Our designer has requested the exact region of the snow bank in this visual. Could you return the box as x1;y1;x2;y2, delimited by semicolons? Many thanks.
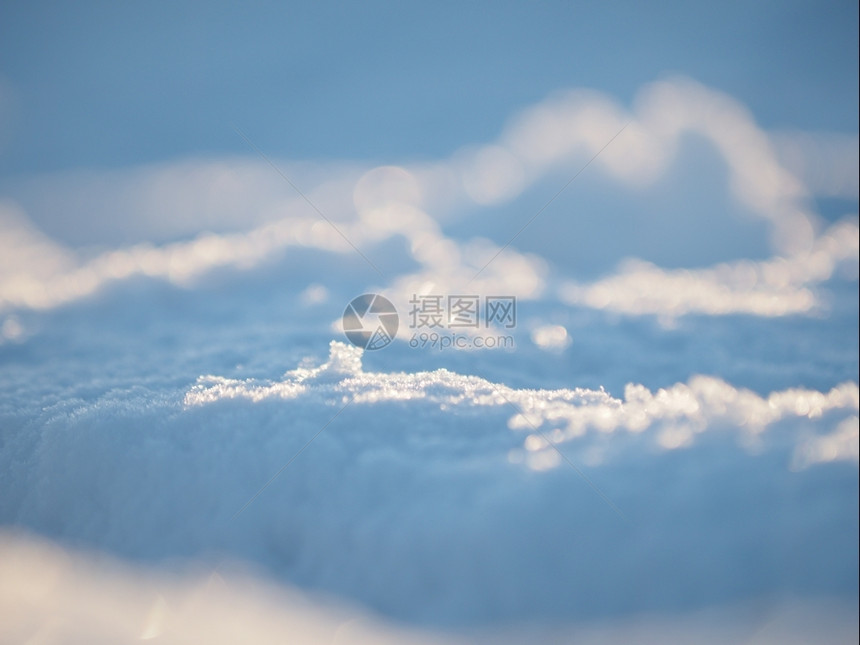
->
2;532;857;645
1;75;857;641
2;341;857;627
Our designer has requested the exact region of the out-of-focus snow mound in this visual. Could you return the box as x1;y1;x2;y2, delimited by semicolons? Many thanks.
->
2;532;858;645
0;531;452;645
2;341;857;626
2;77;858;320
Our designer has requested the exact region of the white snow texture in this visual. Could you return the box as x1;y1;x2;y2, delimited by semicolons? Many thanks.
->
1;76;858;643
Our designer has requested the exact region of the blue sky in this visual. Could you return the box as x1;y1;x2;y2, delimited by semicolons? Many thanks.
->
1;0;857;174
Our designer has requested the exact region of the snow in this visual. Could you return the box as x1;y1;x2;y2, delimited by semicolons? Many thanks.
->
2;339;857;632
1;75;858;642
530;324;571;351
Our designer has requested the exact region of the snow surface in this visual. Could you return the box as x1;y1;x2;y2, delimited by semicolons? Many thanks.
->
1;76;858;642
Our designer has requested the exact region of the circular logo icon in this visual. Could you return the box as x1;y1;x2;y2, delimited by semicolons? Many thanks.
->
342;293;399;350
